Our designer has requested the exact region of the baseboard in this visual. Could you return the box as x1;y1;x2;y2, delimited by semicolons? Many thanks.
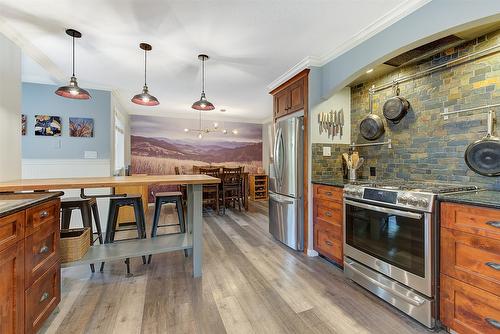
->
307;249;319;257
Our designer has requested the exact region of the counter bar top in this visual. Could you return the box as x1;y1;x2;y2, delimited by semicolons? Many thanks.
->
0;174;220;192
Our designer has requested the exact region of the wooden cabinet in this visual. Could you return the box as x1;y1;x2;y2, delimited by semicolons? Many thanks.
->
249;174;268;201
0;198;61;334
0;242;25;334
440;202;500;334
270;70;308;120
313;184;343;265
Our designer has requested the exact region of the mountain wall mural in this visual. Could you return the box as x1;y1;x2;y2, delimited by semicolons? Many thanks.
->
130;115;263;176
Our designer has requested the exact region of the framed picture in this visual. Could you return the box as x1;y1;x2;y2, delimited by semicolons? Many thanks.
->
34;115;62;136
21;114;26;135
69;117;94;137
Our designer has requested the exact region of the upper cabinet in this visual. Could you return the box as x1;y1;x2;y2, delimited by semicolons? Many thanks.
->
270;69;309;120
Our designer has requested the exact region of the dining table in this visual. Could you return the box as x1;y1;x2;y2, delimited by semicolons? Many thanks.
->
0;174;220;277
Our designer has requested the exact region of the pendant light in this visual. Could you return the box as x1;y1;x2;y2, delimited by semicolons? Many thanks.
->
55;29;91;99
192;54;215;111
131;43;159;106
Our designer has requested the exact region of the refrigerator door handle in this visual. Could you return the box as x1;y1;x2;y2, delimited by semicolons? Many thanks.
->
277;127;285;186
269;193;293;205
274;127;282;188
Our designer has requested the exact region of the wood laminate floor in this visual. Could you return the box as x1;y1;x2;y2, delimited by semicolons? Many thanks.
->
41;201;431;334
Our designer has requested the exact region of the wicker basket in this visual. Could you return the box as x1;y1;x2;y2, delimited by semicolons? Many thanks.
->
60;228;91;263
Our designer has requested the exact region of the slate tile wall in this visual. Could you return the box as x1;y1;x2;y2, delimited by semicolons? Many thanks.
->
312;29;500;190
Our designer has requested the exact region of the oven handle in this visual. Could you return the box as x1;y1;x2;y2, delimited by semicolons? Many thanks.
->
344;200;423;220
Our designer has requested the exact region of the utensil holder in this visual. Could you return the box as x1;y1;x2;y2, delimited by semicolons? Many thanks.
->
348;168;357;181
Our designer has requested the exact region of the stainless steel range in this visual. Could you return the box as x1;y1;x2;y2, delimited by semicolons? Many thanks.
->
343;180;478;328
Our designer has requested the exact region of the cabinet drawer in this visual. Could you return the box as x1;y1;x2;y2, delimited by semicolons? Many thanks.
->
441;274;500;334
314;199;342;225
441;228;500;296
313;184;343;202
26;199;60;236
24;220;59;288
0;211;25;253
441;202;500;239
314;221;342;264
25;261;60;334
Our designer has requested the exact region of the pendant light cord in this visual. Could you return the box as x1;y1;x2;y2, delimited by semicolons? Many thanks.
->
201;57;205;94
72;35;75;77
144;49;147;86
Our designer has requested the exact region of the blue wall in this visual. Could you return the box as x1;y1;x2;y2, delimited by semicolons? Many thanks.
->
22;82;111;159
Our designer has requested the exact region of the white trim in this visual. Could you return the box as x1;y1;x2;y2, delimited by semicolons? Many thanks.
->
267;56;321;92
267;0;431;91
307;249;319;257
22;158;110;166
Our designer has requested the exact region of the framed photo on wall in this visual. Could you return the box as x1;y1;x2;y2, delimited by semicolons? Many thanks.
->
69;117;94;137
34;115;62;136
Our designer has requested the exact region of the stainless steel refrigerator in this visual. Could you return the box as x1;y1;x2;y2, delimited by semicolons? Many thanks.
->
269;112;304;250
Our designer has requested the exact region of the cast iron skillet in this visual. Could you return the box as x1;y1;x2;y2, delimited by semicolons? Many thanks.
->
464;110;500;176
383;86;410;124
360;90;385;141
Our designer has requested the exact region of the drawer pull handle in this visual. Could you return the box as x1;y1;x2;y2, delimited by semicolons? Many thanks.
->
40;210;49;218
486;221;500;228
325;240;333;246
39;245;49;254
485;262;500;271
325;211;332;217
325;191;333;196
486;318;500;329
40;292;49;303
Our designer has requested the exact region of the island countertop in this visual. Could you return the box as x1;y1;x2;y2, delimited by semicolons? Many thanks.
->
0;174;220;192
0;191;63;218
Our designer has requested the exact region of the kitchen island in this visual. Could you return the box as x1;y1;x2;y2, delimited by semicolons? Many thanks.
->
0;174;220;277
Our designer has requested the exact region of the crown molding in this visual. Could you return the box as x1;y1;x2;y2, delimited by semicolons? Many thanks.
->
267;56;320;91
267;0;431;92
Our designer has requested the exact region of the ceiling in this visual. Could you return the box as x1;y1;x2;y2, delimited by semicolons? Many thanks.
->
0;0;423;122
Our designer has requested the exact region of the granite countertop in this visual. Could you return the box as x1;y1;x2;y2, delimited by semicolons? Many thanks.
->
438;190;500;210
311;177;373;188
0;191;64;218
311;177;347;187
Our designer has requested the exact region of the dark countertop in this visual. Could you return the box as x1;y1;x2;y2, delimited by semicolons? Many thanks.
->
0;191;64;218
311;177;373;188
311;177;347;187
438;190;500;210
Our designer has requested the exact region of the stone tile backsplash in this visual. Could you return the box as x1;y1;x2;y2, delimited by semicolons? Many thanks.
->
312;29;500;190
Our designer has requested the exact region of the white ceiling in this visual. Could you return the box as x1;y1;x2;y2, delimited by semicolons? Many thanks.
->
0;0;423;122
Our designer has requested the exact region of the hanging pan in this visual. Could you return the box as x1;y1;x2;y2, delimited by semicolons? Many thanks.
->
383;83;410;124
464;110;500;176
360;88;385;141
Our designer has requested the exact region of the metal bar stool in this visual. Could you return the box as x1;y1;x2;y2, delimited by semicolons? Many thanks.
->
147;191;186;264
102;194;147;276
61;197;103;273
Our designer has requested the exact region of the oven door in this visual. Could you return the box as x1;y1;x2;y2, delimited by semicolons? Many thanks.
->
343;199;432;297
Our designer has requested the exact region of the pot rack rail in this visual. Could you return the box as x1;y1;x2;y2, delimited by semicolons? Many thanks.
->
440;103;500;119
350;139;392;149
369;44;500;93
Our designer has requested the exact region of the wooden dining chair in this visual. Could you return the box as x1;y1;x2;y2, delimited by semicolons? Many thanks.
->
198;167;221;214
221;167;244;213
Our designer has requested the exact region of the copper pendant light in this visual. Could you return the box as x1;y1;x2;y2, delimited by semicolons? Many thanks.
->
131;43;159;106
192;54;215;111
55;29;91;100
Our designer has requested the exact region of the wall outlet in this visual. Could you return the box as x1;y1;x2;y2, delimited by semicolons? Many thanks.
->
322;146;331;157
84;151;98;159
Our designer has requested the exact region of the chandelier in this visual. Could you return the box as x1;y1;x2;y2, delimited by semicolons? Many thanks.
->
184;111;238;139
